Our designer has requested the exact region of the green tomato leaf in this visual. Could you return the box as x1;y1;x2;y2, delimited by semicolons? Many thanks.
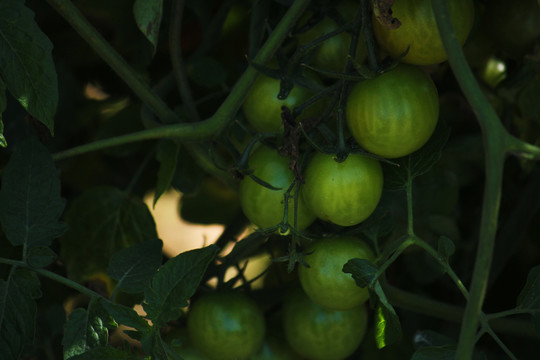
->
437;236;455;265
0;268;41;360
66;346;136;360
59;186;157;284
171;146;204;196
517;265;540;310
0;137;67;250
143;245;219;327
373;281;402;349
107;239;163;295
100;301;150;333
343;258;378;288
133;0;163;55
0;0;58;134
383;120;450;190
140;328;168;360
27;246;57;268
154;140;179;206
62;298;112;360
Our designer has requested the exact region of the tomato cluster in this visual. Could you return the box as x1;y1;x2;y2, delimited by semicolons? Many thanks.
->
176;0;477;358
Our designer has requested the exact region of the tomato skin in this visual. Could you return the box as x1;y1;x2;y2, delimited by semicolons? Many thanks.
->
373;0;475;65
283;289;368;360
239;146;316;232
302;152;383;227
242;73;318;133
187;292;265;360
296;0;367;73
299;236;375;310
346;64;439;159
251;336;301;360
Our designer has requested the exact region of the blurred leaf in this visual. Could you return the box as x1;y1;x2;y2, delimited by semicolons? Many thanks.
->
133;0;163;55
107;239;163;294
0;0;58;134
171;146;204;196
411;346;456;360
180;177;240;225
27;246;57;268
154;140;179;206
437;236;455;264
140;329;168;360
0;269;41;360
186;56;227;88
100;301;150;332
143;245;219;327
59;186;157;283
343;258;377;288
517;265;540;309
373;282;402;349
67;346;136;360
62;298;111;360
0;137;67;249
383;121;450;190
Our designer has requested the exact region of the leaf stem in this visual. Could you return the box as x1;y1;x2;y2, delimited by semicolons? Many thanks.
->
52;0;313;160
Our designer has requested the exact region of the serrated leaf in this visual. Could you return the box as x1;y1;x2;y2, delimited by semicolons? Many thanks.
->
101;301;150;333
143;245;219;327
383;121;450;190
133;0;163;55
373;281;402;349
27;246;57;268
107;239;162;294
140;329;168;360
0;137;67;249
517;266;540;310
0;0;58;134
437;236;455;264
0;269;41;360
62;299;111;360
59;186;157;283
67;346;137;360
154;140;179;206
343;258;378;288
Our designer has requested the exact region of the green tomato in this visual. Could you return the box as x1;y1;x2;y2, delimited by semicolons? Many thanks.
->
302;152;383;227
242;73;319;133
296;0;367;73
250;336;301;360
299;236;375;310
373;0;475;65
165;327;210;360
346;64;439;158
240;146;316;232
283;289;368;360
187;292;265;360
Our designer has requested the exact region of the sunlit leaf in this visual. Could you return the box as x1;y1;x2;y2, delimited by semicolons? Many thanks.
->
133;0;163;55
373;282;402;349
0;137;67;250
0;0;58;134
0;269;41;360
143;245;219;327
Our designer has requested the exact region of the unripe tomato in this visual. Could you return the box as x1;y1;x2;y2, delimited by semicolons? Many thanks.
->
296;0;367;73
346;64;439;158
283;289;368;360
251;336;301;360
242;73;319;133
187;292;265;360
239;146;316;232
299;236;375;310
302;152;383;227
373;0;475;65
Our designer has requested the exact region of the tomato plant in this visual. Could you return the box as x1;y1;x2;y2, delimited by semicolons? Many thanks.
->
346;63;439;158
299;236;375;310
373;0;475;65
296;0;367;73
240;145;316;232
283;289;368;360
302;152;383;226
187;292;266;360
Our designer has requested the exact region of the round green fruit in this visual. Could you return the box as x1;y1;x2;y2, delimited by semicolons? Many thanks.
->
283;289;368;360
240;146;316;232
302;152;383;227
373;0;475;65
299;236;375;310
346;64;439;158
187;292;265;360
